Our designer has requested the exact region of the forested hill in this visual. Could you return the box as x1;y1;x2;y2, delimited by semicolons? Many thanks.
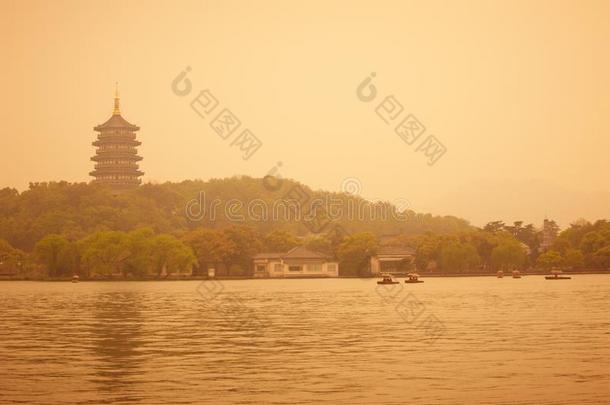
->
0;176;473;251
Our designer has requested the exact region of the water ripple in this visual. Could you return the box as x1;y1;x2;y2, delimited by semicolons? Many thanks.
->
1;276;609;404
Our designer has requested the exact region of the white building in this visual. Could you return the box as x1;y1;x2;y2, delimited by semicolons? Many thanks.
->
252;246;339;278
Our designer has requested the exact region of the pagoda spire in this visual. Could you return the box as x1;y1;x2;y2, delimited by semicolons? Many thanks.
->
113;82;120;115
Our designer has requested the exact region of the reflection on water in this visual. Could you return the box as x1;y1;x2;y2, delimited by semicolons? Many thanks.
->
90;292;145;402
1;276;610;404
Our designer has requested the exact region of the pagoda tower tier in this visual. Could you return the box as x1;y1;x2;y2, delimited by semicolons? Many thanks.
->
90;85;144;189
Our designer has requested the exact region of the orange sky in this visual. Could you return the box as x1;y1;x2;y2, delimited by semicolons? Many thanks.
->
1;0;609;226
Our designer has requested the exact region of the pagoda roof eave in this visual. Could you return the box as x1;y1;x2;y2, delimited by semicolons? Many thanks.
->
94;114;140;131
90;170;144;176
92;139;141;147
91;155;143;162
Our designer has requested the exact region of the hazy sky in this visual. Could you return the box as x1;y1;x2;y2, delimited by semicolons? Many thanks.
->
1;0;609;226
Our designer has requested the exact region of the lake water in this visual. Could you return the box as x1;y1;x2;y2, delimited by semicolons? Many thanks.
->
1;276;609;404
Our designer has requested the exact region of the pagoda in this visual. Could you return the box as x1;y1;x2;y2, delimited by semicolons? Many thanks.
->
90;84;144;188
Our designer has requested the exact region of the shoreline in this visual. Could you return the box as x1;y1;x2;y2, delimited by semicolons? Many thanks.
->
2;269;609;282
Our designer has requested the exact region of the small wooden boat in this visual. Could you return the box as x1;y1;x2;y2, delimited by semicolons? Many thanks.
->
497;270;504;278
512;270;521;279
405;273;424;283
377;274;399;284
71;275;80;283
545;270;571;280
545;275;571;280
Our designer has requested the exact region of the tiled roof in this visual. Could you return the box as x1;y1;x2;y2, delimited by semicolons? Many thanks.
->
252;252;283;259
283;246;331;259
376;246;415;256
94;114;140;131
252;246;331;260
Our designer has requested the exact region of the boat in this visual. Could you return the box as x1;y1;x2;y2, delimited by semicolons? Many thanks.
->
377;273;399;284
71;275;80;283
497;270;504;278
512;270;521;279
405;273;424;283
545;269;571;280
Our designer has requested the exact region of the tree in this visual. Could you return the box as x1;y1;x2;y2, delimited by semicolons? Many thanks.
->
304;234;334;257
150;234;196;277
580;231;606;255
183;228;237;273
0;239;20;261
223;226;263;275
57;241;81;276
551;238;571;255
469;231;497;268
591;246;610;269
336;232;378;276
490;238;526;270
483;221;505;233
263;229;298;252
536;250;564;270
0;239;26;274
303;226;350;258
122;228;156;277
73;229;196;278
439;241;480;272
414;234;441;271
564;248;584;270
559;220;592;249
518;223;540;261
504;221;523;238
79;231;131;277
34;234;71;277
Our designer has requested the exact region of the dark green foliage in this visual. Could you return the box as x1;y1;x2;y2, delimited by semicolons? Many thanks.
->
0;178;474;252
2;179;607;276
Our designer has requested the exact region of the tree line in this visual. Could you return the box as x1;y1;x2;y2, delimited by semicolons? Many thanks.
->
0;180;608;278
537;219;610;270
0;178;473;252
1;220;608;279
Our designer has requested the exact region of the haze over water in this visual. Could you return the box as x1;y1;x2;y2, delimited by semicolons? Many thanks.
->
1;276;609;404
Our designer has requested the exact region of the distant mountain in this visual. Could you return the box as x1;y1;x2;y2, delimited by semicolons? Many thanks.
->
423;179;610;228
